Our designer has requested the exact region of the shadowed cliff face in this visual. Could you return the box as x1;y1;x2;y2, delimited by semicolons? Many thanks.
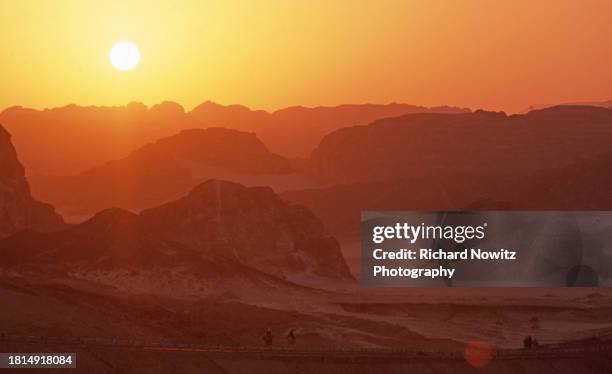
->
0;125;65;238
0;180;351;292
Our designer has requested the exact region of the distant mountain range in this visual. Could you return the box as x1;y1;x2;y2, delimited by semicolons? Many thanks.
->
3;103;612;273
0;101;469;176
29;127;309;220
280;105;612;253
525;100;612;112
13;104;612;225
308;106;612;184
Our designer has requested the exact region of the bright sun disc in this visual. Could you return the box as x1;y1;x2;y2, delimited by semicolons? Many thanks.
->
109;41;140;71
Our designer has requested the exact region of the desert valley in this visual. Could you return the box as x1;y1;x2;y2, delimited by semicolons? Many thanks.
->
0;101;611;372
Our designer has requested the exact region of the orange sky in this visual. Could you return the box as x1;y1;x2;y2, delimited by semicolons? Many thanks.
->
1;0;612;113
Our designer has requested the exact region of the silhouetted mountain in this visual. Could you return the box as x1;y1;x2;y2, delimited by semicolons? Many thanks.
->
0;125;64;238
0;180;351;294
288;106;612;242
30;128;301;220
190;101;271;131
258;103;470;157
309;106;612;184
0;102;193;176
140;180;350;279
0;101;469;176
149;100;186;120
525;99;612;112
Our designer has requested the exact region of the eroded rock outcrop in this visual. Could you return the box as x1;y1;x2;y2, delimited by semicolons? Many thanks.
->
0;125;64;238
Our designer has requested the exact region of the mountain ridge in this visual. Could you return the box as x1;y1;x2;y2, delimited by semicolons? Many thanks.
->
308;105;612;184
0;179;352;296
29;127;300;220
0;101;470;176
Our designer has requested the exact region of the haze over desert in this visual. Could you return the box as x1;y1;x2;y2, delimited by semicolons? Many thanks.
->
1;1;612;372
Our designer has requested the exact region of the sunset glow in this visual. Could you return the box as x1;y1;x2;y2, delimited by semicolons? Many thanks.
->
1;2;612;372
1;0;612;112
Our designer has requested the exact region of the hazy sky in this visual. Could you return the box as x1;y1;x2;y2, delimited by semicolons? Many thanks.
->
2;0;612;113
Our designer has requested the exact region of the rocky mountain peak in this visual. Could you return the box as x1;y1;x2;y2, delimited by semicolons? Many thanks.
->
139;179;351;280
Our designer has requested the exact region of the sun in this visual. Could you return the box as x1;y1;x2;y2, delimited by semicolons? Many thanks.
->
109;41;140;71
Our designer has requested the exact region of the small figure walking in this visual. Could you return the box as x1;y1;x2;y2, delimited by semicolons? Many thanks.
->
263;328;273;346
287;329;296;345
523;335;533;349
